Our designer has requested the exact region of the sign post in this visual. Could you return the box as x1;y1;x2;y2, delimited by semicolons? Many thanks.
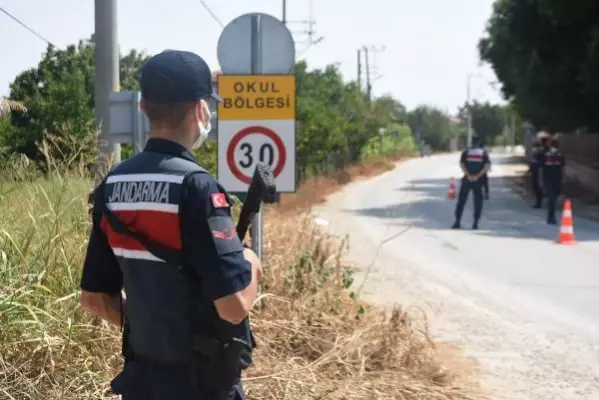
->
217;13;296;260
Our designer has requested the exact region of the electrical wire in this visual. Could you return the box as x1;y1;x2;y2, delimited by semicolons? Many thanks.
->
199;0;224;28
0;6;55;47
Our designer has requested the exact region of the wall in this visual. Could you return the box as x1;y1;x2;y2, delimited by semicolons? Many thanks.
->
560;134;599;194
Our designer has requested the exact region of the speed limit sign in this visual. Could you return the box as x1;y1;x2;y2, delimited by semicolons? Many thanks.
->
218;121;294;191
217;75;296;192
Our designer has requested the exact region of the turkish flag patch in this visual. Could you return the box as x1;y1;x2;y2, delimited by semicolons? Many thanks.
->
211;193;229;208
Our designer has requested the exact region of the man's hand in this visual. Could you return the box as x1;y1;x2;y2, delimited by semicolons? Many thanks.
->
243;247;262;282
467;174;477;182
80;291;123;327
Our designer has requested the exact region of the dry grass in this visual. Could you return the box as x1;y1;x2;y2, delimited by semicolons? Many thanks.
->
245;212;480;399
0;152;481;399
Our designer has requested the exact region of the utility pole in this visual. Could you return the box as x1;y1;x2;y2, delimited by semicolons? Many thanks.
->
286;0;323;55
361;45;385;103
357;49;362;91
363;46;371;102
466;73;474;148
466;72;500;148
94;0;120;181
466;72;484;148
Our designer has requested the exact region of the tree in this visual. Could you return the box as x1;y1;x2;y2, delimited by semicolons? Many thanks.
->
456;101;506;145
478;0;599;132
371;95;407;124
3;38;149;162
0;38;409;179
407;105;455;150
293;61;401;173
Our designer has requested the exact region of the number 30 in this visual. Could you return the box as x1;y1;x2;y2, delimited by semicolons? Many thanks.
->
239;142;274;168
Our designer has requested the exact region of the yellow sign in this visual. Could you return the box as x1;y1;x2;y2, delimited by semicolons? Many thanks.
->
217;75;296;120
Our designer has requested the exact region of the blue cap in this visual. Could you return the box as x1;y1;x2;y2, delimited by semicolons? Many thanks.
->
140;50;223;104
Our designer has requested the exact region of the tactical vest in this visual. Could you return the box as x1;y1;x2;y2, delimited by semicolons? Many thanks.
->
96;150;212;365
95;149;254;388
542;147;564;182
464;147;486;175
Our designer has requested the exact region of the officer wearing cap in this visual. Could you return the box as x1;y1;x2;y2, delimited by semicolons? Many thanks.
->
451;136;491;230
79;50;261;399
538;134;565;224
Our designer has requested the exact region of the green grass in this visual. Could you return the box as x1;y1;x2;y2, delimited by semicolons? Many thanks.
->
0;172;125;398
0;159;480;400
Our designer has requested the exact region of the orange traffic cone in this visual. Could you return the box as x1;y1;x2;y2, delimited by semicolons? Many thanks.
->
447;177;456;200
557;199;576;245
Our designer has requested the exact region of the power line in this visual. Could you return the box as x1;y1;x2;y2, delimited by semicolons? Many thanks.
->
0;6;55;47
199;0;224;28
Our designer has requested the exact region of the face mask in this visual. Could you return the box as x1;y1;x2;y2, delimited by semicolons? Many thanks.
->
192;100;213;150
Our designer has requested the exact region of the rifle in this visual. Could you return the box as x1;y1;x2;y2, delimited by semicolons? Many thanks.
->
235;161;277;241
230;162;276;367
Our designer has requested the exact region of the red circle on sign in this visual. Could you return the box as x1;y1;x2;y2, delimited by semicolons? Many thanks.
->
227;125;287;184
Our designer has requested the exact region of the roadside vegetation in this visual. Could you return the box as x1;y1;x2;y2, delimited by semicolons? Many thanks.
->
0;38;480;399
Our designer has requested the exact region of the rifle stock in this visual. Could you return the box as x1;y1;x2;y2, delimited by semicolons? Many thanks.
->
236;162;277;242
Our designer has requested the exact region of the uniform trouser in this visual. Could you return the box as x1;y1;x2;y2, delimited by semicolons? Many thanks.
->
111;360;245;400
454;178;483;223
544;179;563;222
544;181;559;222
480;174;489;197
530;167;543;205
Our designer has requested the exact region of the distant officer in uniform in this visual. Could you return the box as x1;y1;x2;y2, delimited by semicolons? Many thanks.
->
451;136;491;230
529;137;545;208
538;135;565;224
79;50;262;399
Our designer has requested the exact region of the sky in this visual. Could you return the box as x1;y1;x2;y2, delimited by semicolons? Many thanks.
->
0;0;504;114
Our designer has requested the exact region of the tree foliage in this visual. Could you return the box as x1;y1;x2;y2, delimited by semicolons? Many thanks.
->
479;0;599;132
407;105;457;150
456;100;506;144
293;61;411;175
2;39;149;162
0;37;417;176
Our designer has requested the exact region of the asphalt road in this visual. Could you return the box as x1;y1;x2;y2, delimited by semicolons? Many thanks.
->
314;152;599;399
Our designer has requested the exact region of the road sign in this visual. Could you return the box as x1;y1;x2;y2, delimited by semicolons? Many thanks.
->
217;75;296;193
524;126;534;137
217;12;296;261
218;75;296;120
108;91;149;154
217;13;295;75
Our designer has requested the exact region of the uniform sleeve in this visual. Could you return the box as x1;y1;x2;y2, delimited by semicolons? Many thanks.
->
529;148;537;164
483;150;491;165
181;173;252;301
80;190;123;294
459;150;467;164
535;150;545;166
